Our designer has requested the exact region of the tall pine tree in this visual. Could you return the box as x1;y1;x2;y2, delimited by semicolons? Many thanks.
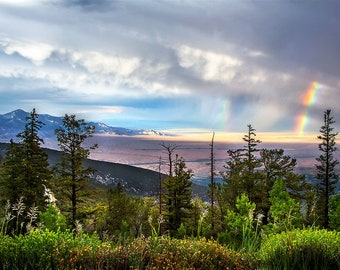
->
54;114;97;229
220;125;262;212
219;125;308;225
315;109;339;229
0;109;51;210
16;108;51;210
260;148;309;224
163;155;193;236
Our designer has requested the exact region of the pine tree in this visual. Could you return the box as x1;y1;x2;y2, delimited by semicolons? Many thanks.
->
106;183;134;236
163;155;193;236
54;114;97;229
219;125;309;227
220;125;262;211
260;148;309;224
315;109;339;229
219;148;245;213
16;108;51;210
0;140;25;203
0;109;51;210
243;124;262;173
208;132;216;232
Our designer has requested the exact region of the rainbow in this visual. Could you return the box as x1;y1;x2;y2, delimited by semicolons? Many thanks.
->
296;81;322;135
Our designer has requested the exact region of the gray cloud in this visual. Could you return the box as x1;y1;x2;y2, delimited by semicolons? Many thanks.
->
0;0;339;135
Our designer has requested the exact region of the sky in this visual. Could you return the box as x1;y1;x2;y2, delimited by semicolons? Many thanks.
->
0;0;339;142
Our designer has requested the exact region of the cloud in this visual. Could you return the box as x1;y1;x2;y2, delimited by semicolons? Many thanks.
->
0;0;47;6
69;50;140;77
0;0;339;135
1;38;54;65
177;45;242;84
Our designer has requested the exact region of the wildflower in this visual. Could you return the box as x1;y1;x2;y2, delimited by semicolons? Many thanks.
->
256;213;264;224
75;220;83;235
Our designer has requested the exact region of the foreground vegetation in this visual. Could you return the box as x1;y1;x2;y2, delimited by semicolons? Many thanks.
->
0;227;339;269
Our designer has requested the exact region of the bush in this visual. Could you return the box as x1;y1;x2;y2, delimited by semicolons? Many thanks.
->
39;204;68;232
0;229;113;270
144;236;255;269
0;231;255;269
260;228;340;269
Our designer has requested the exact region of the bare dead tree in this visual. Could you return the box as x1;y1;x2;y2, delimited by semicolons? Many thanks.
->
158;156;163;216
160;142;180;177
209;132;216;231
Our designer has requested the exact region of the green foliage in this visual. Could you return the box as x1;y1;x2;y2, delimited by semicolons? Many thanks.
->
186;195;207;237
39;204;67;232
315;109;339;228
219;125;309;230
163;156;193;236
145;236;255;269
17;109;51;208
0;140;26;204
329;194;340;231
54;114;98;229
218;194;261;253
176;222;187;238
265;179;302;233
0;109;51;213
220;125;262;214
260;149;310;222
220;125;263;213
0;230;255;270
0;229;111;270
260;228;340;269
243;124;262;173
1;109;339;269
106;184;152;240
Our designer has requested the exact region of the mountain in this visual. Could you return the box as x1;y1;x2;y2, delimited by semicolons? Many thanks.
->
0;109;169;141
0;143;208;199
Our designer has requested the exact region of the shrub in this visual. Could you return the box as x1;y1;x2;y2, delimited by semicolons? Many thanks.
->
218;194;261;253
0;229;113;270
144;236;255;269
0;234;17;269
0;230;59;269
0;230;256;269
260;228;340;269
39;204;67;232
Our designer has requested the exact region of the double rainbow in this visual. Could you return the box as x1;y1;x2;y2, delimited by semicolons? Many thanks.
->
296;81;322;135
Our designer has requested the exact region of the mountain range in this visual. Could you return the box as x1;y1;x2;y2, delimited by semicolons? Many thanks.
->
0;109;168;142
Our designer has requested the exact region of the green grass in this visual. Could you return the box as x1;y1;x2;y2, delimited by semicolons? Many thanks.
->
0;230;254;270
0;227;339;269
259;228;340;269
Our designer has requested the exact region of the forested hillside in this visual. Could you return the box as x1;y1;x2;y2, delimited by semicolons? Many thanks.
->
0;142;207;198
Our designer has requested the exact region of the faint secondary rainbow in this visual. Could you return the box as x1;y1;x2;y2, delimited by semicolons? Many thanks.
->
296;81;322;135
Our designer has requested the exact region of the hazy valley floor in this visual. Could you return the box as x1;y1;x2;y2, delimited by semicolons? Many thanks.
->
86;135;331;186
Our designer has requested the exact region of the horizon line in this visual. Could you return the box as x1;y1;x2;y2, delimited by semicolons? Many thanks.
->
95;130;320;144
